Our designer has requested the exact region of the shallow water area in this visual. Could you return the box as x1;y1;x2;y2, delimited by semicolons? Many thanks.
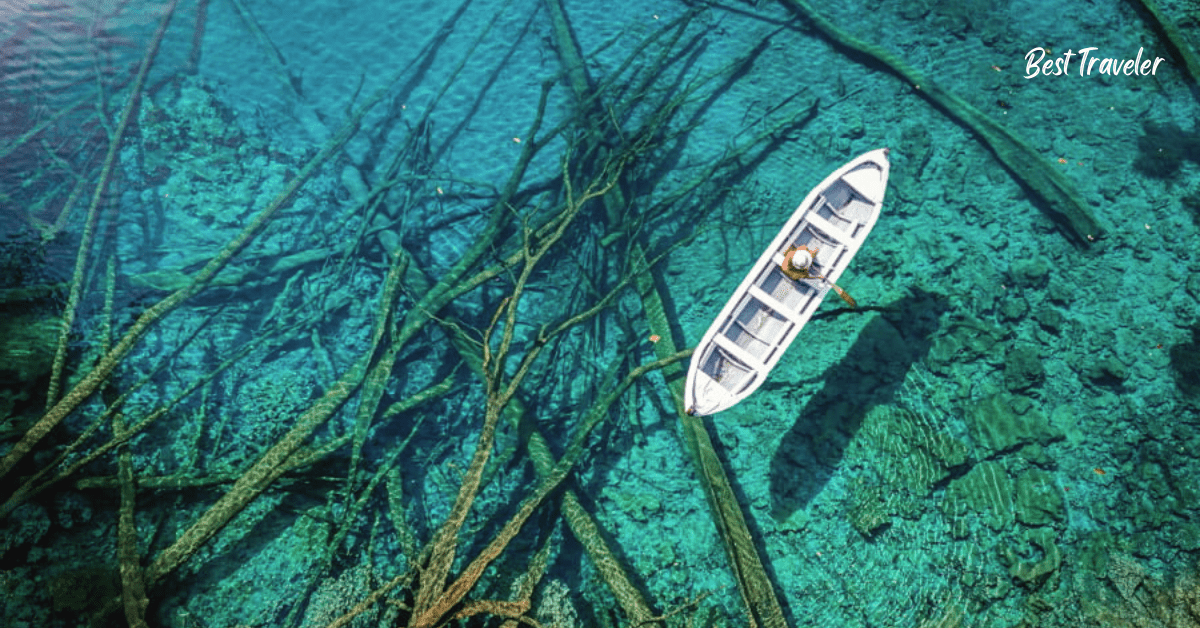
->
1;0;1198;627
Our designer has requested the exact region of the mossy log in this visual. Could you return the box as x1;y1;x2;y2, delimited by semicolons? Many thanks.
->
1129;0;1200;90
399;244;659;626
780;0;1107;247
543;2;791;627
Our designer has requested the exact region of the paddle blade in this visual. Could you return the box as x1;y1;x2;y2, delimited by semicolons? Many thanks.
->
832;284;857;309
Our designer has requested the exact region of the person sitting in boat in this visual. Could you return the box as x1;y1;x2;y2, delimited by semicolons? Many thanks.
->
780;245;857;308
781;245;819;280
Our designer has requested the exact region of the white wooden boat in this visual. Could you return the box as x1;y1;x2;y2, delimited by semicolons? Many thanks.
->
684;148;890;416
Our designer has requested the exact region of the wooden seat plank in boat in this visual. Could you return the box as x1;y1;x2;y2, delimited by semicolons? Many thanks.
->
804;212;854;248
746;284;804;325
712;333;769;373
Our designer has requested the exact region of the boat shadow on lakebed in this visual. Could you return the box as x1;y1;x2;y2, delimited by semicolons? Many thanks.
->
766;287;947;522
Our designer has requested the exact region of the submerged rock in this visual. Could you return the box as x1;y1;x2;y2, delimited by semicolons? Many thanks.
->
848;485;890;538
1014;469;1066;526
1001;526;1063;586
1034;307;1065;334
846;403;970;536
1082;355;1129;387
1004;345;1045;391
966;393;1060;455
927;315;1004;375
998;295;1029;321
1009;256;1051;289
943;460;1014;533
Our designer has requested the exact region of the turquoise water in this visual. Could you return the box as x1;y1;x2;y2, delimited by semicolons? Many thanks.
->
1;0;1198;626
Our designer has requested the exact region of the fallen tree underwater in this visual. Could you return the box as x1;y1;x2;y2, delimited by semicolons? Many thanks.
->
4;0;1123;626
0;2;815;627
776;0;1109;248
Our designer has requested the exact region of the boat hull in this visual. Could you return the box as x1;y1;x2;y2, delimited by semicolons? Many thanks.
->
684;148;890;416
